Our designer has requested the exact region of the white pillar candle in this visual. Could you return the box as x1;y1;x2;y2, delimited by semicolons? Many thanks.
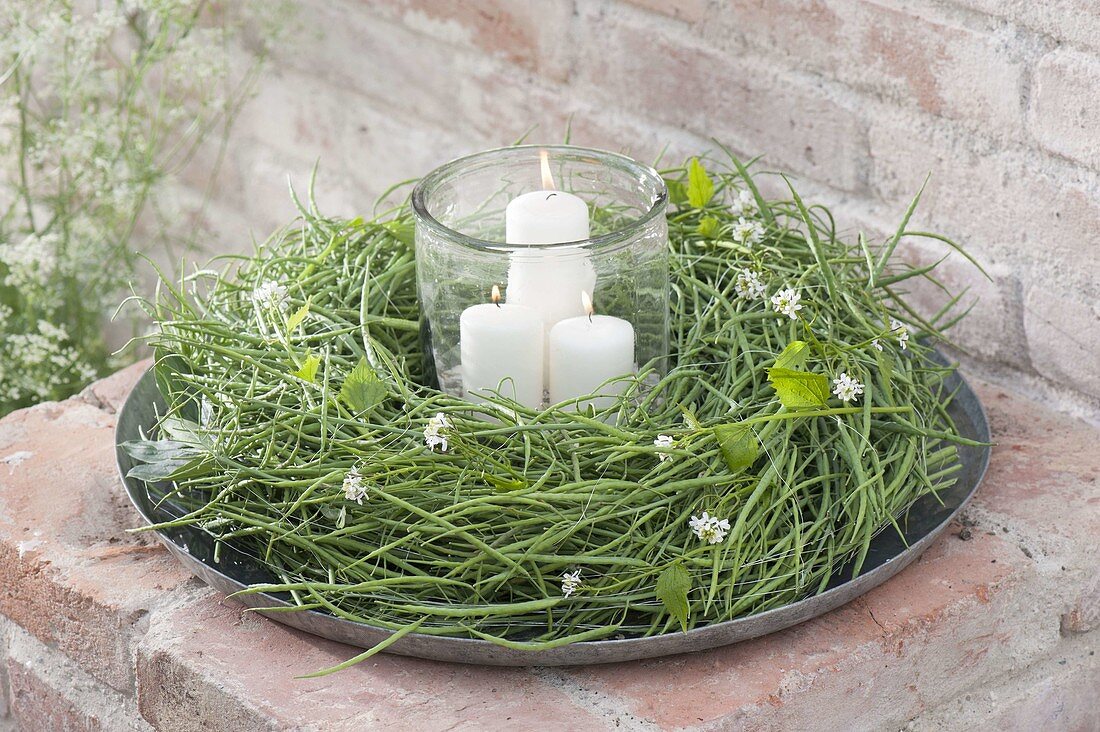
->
548;292;636;411
505;150;596;339
460;286;544;409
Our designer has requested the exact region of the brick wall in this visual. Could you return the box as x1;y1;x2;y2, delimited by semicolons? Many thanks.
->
189;0;1100;421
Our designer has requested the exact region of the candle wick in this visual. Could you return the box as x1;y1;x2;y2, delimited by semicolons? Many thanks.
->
545;192;558;201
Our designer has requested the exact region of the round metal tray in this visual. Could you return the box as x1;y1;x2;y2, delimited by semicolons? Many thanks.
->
116;361;990;666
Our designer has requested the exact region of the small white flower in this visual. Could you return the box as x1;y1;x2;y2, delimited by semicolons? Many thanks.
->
770;288;803;320
731;188;758;217
689;511;731;545
561;569;582;598
252;280;288;312
343;468;368;504
871;339;883;352
654;434;675;462
832;372;864;403
424;412;452;452
890;318;909;350
731;216;765;247
734;268;766;301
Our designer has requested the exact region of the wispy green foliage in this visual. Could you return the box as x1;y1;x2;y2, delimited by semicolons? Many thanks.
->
0;1;286;415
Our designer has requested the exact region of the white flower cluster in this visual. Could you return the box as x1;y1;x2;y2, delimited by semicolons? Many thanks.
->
689;512;731;544
342;468;368;504
734;268;766;301
832;372;864;403
771;287;803;319
0;233;58;289
0;314;96;405
731;217;765;247
0;0;278;416
653;434;675;462
424;412;452;452
561;569;582;598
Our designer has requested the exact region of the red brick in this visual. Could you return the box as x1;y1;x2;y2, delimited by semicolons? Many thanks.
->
137;594;610;731
1030;49;1100;172
571;7;869;192
0;665;7;721
1023;283;1100;400
1061;571;1100;635
622;0;710;24
557;527;1030;729
8;660;104;732
363;0;574;80
973;383;1100;540
724;0;1026;137
0;375;193;693
78;360;152;415
949;0;1100;54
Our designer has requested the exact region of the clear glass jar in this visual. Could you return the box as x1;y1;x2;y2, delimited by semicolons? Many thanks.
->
411;145;669;412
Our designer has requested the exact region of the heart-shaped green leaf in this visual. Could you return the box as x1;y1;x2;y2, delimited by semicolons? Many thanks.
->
767;367;830;409
713;423;759;472
656;562;692;632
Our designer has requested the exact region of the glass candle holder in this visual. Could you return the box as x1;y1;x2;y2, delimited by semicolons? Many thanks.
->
411;145;669;412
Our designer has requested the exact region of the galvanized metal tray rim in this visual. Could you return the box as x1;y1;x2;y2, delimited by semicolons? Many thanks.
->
116;360;990;666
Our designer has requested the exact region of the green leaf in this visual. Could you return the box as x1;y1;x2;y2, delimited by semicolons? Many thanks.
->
687;157;714;209
697;216;719;238
773;340;810;371
121;439;198;463
122;440;211;482
666;178;688;206
656;562;692;632
339;357;387;413
294;352;321;383
767;367;831;409
713;423;759;472
286;298;311;331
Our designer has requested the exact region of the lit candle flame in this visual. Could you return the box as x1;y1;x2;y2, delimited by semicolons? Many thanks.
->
581;290;593;318
491;284;502;305
539;149;556;191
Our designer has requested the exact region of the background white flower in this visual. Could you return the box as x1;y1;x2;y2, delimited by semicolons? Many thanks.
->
771;288;803;319
689;512;731;544
832;372;865;402
0;1;285;416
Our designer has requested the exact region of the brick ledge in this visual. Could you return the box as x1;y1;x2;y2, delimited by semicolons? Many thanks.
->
0;362;1095;731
